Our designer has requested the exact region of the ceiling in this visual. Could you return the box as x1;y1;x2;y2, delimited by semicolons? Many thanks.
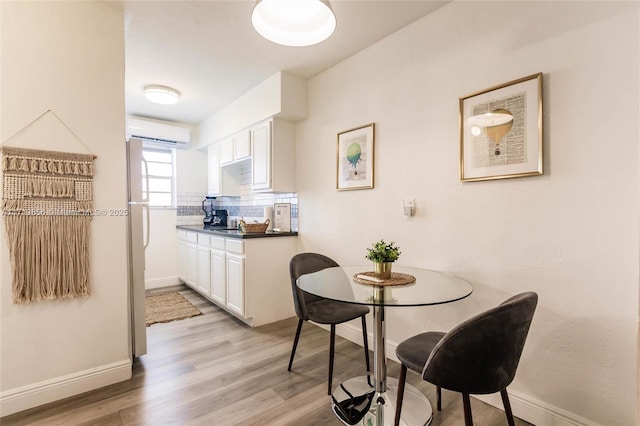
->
107;1;447;126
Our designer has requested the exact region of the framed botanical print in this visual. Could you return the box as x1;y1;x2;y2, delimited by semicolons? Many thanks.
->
337;123;375;190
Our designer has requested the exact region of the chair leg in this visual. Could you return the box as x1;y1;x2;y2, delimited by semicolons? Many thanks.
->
361;315;370;371
436;385;442;411
462;393;473;426
328;324;336;395
394;364;407;426
501;389;516;426
288;319;303;371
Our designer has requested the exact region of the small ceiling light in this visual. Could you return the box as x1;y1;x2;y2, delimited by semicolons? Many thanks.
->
467;112;513;127
251;0;337;47
144;85;181;105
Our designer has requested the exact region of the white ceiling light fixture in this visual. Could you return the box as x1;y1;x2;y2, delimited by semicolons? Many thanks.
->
251;0;337;47
144;85;181;105
467;112;513;127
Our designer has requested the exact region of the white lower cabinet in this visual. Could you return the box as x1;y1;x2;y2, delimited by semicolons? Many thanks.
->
225;253;245;316
176;229;295;326
210;249;226;305
196;245;211;296
186;243;197;289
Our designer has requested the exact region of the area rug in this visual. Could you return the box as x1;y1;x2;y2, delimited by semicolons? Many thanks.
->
145;292;202;326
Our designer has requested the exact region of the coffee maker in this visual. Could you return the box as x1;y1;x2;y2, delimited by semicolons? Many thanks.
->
210;209;228;227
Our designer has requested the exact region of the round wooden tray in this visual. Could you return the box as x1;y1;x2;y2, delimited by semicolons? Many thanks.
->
353;271;416;287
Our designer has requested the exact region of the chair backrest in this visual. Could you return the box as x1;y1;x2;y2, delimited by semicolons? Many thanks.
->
422;292;538;395
289;252;339;321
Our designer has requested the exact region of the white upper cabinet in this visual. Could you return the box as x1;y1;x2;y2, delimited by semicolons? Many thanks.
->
207;143;221;196
207;117;295;195
219;137;234;165
219;130;251;166
233;130;251;161
250;118;295;193
251;121;271;190
208;139;241;197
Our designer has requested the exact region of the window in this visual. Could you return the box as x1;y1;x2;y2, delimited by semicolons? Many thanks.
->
142;146;176;207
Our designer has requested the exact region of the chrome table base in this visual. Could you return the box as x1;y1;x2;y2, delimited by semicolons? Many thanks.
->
332;376;433;426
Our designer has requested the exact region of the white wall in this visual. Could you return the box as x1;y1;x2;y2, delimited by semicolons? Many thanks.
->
296;2;638;426
176;146;208;195
144;209;179;289
0;2;130;415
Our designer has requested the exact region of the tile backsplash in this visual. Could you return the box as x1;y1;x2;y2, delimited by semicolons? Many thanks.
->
175;192;208;226
176;191;298;229
177;162;298;228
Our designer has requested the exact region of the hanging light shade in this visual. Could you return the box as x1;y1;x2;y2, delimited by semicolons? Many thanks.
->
251;0;337;47
467;112;513;127
144;85;181;105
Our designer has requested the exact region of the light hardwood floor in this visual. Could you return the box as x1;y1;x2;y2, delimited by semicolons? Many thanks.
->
1;286;533;426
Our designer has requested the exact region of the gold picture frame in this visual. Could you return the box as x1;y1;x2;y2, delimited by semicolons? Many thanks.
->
337;123;375;190
460;73;543;182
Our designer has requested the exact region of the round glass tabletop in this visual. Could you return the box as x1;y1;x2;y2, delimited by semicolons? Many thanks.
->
297;265;473;307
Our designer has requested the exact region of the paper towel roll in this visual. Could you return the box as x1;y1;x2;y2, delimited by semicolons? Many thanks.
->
264;206;274;231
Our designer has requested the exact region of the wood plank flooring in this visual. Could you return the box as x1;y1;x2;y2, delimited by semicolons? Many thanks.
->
1;286;533;426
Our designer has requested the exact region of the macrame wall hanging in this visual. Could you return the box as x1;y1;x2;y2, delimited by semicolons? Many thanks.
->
1;111;96;303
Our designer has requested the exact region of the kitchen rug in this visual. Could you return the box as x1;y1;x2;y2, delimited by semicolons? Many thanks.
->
145;292;202;326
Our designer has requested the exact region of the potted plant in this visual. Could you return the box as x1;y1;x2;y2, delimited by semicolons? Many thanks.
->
365;239;401;279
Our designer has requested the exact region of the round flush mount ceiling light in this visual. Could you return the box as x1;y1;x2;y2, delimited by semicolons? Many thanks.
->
251;0;337;47
467;112;513;127
144;85;181;105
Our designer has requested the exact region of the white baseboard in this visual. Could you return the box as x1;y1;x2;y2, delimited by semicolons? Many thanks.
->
474;391;599;426
333;323;597;426
145;275;180;290
0;359;132;417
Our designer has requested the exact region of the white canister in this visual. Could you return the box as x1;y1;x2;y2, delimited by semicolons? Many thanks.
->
264;206;274;231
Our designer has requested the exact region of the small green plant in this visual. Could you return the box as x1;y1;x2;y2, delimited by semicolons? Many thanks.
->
365;239;401;263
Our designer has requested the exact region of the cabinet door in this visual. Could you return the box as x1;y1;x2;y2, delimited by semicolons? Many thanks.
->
251;121;271;190
210;249;226;305
207;143;221;196
219;137;234;165
233;130;251;161
177;240;188;281
186;243;197;288
196;246;211;296
226;253;245;316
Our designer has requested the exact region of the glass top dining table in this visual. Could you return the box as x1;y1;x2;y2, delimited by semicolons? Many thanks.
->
297;265;473;426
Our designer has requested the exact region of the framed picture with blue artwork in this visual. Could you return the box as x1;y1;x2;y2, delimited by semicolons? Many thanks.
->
337;123;375;191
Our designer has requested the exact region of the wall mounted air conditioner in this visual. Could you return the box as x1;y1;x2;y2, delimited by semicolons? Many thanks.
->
126;117;190;147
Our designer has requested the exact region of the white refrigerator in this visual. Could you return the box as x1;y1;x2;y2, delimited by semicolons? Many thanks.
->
127;138;148;358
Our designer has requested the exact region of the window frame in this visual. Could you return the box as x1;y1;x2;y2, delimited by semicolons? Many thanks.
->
142;143;177;209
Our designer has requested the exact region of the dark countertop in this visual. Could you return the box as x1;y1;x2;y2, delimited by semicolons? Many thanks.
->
176;225;298;239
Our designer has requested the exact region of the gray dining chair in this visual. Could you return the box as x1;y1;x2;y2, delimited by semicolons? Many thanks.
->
393;292;538;426
288;252;371;395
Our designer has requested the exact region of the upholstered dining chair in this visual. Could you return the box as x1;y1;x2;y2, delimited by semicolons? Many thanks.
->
393;292;538;426
288;252;371;395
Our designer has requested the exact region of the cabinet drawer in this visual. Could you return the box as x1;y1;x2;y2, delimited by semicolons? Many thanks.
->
211;236;225;250
198;234;210;247
177;230;187;241
225;239;244;254
186;232;198;243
